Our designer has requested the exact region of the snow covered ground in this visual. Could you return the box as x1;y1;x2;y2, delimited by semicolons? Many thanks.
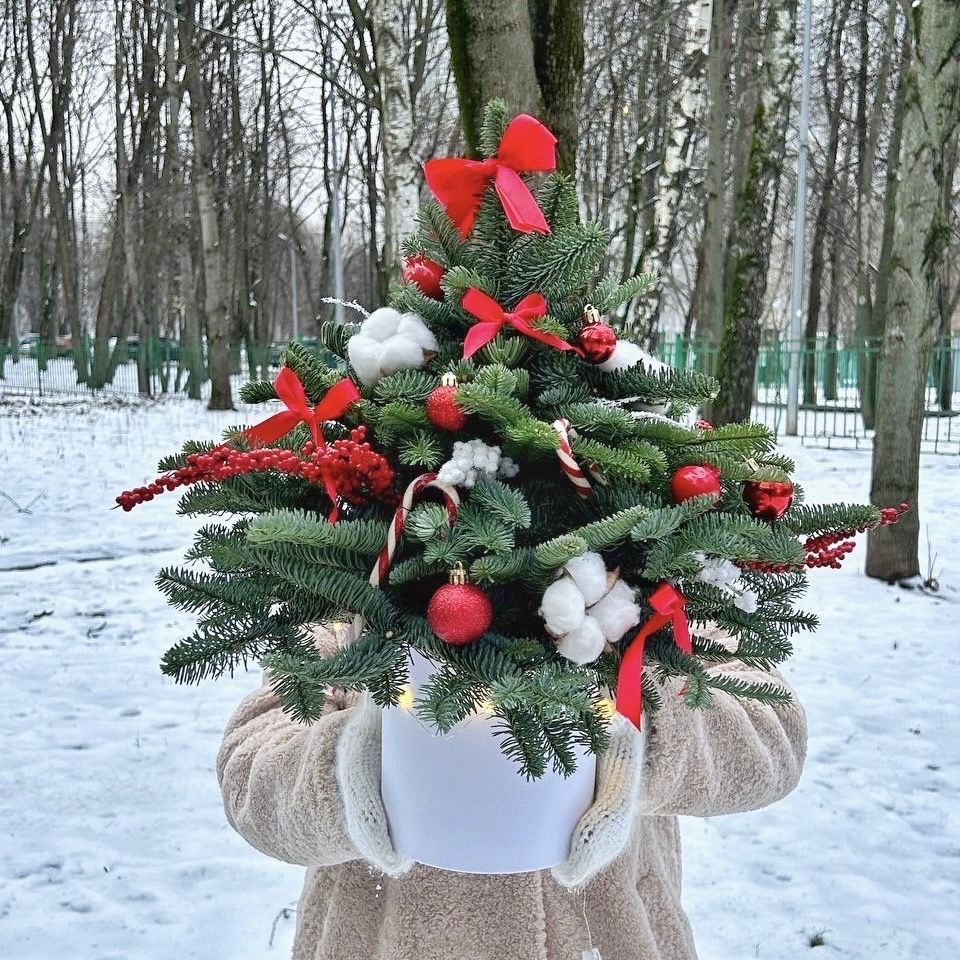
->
1;394;957;960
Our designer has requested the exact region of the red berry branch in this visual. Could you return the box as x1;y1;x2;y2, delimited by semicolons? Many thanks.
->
740;502;909;574
116;426;396;512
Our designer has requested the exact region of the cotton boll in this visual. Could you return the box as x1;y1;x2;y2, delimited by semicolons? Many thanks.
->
597;339;667;374
396;313;438;351
564;552;608;607
378;336;428;378
539;577;586;636
437;462;466;485
361;307;403;340
696;557;741;587
590;578;641;641
498;457;519;478
555;616;606;665
734;589;758;614
347;335;383;386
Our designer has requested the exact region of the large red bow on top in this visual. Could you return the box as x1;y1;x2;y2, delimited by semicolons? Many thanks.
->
424;114;557;238
461;288;582;360
245;368;360;521
615;583;692;728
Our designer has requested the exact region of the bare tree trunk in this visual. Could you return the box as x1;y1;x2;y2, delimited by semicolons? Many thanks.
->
445;0;543;155
866;0;960;581
852;0;898;428
935;131;958;412
530;0;584;172
372;0;421;279
688;0;734;345
710;0;798;424
181;4;232;411
633;0;712;341
802;0;850;405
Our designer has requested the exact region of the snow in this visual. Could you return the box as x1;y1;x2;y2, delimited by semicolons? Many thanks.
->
1;394;958;959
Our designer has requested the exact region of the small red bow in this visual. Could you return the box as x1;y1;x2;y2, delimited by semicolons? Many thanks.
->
461;288;582;360
424;114;557;238
615;583;692;728
245;368;360;521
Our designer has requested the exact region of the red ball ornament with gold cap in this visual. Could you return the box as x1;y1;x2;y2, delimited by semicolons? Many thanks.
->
427;563;493;645
575;305;617;364
426;373;468;432
743;479;794;521
402;255;445;300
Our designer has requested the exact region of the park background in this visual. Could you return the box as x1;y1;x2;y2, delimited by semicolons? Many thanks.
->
1;1;959;958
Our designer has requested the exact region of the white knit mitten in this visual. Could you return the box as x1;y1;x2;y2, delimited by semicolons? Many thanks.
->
335;696;414;877
551;714;644;889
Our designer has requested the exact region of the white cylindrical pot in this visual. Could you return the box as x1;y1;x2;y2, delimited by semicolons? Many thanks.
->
380;651;597;874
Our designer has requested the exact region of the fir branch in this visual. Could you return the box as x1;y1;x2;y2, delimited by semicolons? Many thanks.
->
246;511;389;554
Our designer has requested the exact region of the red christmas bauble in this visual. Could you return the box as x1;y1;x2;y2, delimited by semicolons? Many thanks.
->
402;255;445;299
426;385;467;431
671;464;722;503
576;321;618;364
427;579;493;646
743;479;794;521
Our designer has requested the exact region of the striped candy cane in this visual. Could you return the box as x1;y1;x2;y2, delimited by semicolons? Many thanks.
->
552;418;603;497
351;471;460;639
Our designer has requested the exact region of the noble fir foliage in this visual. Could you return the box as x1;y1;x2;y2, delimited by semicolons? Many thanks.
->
137;102;883;779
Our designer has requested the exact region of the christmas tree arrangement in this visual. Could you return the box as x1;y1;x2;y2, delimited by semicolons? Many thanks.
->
119;101;905;784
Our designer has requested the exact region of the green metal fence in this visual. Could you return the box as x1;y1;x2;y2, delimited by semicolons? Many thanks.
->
2;334;958;453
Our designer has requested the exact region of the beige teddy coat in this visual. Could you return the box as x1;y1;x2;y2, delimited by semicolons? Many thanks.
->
217;632;806;960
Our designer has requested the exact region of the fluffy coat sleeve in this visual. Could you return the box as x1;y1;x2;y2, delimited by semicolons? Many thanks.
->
640;661;807;817
216;681;361;867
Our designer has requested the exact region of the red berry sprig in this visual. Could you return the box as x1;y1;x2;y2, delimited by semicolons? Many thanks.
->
116;426;396;512
304;426;397;506
740;502;909;574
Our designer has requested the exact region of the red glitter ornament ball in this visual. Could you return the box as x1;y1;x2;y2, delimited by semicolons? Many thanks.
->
576;321;618;364
671;464;722;503
426;384;468;432
743;479;794;521
402;255;445;299
427;565;492;646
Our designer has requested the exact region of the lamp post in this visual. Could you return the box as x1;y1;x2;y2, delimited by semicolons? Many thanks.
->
785;0;814;435
278;232;299;341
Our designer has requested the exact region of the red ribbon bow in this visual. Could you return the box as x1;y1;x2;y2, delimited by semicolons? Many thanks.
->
423;114;557;238
615;583;692;728
245;368;360;521
461;288;582;360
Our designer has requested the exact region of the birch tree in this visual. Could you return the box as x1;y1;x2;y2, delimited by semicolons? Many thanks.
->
866;0;960;581
372;0;421;277
711;0;798;424
631;0;712;342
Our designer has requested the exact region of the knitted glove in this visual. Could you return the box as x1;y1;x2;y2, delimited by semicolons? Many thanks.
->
335;695;414;878
551;715;644;889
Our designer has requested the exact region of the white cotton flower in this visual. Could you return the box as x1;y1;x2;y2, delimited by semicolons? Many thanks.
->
346;307;437;386
696;557;742;588
564;552;609;607
734;589;759;614
554;615;606;665
589;578;641;642
597;339;666;374
539;578;587;636
437;439;519;489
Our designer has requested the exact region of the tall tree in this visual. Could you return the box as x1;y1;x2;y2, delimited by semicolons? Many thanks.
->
180;0;233;410
445;0;584;170
710;0;798;424
632;0;712;342
866;0;960;581
373;0;421;277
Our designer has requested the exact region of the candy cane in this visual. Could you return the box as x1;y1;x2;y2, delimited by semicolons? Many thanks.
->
351;471;460;639
552;418;604;497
